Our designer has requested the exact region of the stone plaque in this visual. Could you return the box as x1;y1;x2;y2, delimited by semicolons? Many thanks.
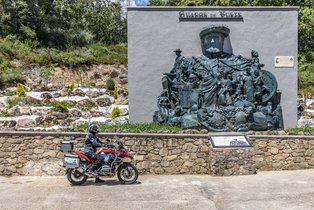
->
209;135;252;148
274;56;294;68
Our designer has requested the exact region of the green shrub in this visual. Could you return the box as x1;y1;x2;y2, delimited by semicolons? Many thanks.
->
106;78;115;91
6;97;24;108
69;79;75;93
4;90;15;96
113;86;118;99
111;107;120;119
0;68;23;84
52;101;69;113
90;44;109;57
16;83;27;97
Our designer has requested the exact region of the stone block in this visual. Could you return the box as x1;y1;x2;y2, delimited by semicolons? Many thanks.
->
274;154;289;160
6;166;17;172
134;155;144;161
182;143;198;153
42;151;57;157
165;155;177;161
269;147;279;155
200;146;209;153
159;148;168;157
183;161;193;167
34;148;45;154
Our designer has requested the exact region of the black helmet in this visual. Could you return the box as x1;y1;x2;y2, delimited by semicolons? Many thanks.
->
89;124;99;134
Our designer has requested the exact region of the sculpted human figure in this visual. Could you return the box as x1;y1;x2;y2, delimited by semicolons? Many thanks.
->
154;25;283;131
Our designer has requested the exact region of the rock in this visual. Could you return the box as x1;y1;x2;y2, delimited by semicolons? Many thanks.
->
7;159;17;164
16;118;37;128
7;107;18;116
6;166;17;173
120;108;129;116
85;90;104;98
69;109;82;118
60;87;69;96
278;130;286;135
90;109;105;117
182;143;198;153
165;155;177;161
200;146;209;153
46;84;58;91
96;97;112;106
73;89;85;97
41;92;53;100
34;148;45;154
159;148;168;156
269;147;279;155
274;154;289;160
257;141;267;148
183;161;193;167
52;92;61;98
154;167;164;174
146;154;158;161
42;151;57;157
134;155;144;161
25;96;42;105
32;107;52;116
118;78;128;85
2;120;16;128
110;69;119;78
19;107;32;115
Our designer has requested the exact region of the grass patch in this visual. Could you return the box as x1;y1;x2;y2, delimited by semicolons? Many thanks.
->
0;109;9;117
285;127;314;134
71;122;183;133
6;97;25;108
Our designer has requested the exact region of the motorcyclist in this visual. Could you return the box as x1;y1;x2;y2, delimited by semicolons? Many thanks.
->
84;124;106;183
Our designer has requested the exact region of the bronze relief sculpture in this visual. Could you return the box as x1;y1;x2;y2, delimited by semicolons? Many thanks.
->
154;26;283;131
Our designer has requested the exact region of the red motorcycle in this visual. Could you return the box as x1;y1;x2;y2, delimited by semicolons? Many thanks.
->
60;141;138;185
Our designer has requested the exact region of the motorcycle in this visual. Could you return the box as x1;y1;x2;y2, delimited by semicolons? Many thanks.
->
60;141;139;185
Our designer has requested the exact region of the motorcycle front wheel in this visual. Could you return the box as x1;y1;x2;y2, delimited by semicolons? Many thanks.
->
117;163;138;184
66;168;88;185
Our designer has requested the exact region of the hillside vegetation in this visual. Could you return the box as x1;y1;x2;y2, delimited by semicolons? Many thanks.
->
0;0;313;96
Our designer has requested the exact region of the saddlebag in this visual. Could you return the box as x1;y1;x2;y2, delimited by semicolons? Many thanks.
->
64;154;80;168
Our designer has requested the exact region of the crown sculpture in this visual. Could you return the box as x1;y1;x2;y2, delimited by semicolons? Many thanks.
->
153;26;283;131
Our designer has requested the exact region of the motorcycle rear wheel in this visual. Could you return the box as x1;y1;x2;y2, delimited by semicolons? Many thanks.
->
67;168;88;185
117;163;138;184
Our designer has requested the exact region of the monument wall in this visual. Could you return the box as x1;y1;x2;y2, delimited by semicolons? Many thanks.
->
1;131;314;176
128;7;298;128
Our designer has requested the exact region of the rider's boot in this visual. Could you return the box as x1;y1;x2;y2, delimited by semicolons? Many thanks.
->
95;177;105;183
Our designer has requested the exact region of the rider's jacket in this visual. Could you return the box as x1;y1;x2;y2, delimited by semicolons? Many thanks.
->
84;132;103;154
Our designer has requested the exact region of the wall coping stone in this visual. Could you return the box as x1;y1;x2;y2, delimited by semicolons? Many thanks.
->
0;131;313;140
127;6;299;11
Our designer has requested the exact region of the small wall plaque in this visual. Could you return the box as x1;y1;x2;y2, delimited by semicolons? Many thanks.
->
209;135;252;148
274;56;294;68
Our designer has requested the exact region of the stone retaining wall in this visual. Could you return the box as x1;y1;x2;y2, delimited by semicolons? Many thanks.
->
0;132;314;176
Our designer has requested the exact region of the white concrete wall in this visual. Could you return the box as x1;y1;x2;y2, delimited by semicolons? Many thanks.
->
128;7;298;128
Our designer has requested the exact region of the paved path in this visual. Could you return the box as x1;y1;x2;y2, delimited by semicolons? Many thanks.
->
1;170;314;210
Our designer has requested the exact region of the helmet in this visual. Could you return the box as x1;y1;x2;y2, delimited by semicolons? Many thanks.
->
89;124;99;134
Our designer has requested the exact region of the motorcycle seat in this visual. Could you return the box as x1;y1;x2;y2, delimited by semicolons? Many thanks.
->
71;152;95;162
